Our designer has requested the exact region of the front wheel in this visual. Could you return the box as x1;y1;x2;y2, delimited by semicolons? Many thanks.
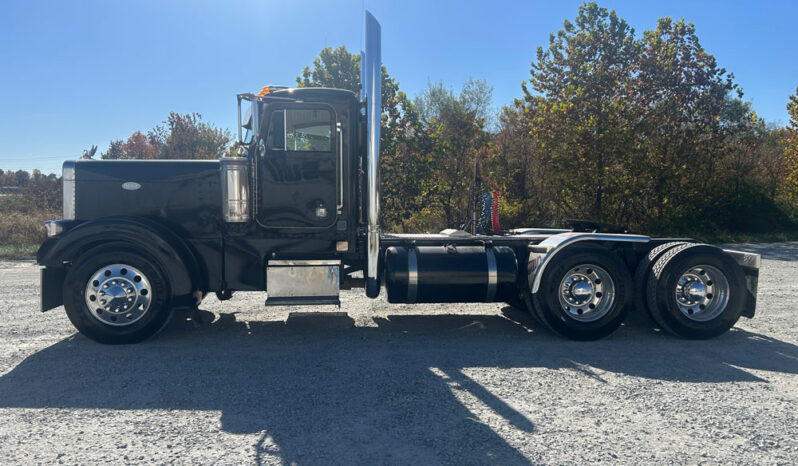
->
63;244;174;344
532;245;633;340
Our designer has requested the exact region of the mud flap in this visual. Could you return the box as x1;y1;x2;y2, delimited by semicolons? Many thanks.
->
722;249;761;319
742;267;758;318
40;266;66;312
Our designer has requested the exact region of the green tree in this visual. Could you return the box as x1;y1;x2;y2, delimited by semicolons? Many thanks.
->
102;113;232;161
101;132;158;160
22;169;61;210
521;2;638;222
150;112;232;160
101;139;124;160
488;105;557;228
14;170;30;186
511;2;777;235
783;87;798;209
413;79;493;229
297;46;360;91
633;16;738;230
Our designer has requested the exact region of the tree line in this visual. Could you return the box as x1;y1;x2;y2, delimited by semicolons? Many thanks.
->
309;2;796;236
96;112;232;160
4;2;797;239
0;169;61;212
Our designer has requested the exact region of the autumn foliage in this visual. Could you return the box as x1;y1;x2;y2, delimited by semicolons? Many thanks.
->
2;2;797;254
295;3;797;236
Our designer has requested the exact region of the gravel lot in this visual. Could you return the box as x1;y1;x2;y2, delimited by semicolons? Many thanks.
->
0;243;796;465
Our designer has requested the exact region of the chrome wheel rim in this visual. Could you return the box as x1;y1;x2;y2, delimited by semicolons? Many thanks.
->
84;264;152;326
674;264;729;322
558;264;616;322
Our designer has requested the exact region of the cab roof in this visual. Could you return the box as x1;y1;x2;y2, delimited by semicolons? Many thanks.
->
270;87;357;101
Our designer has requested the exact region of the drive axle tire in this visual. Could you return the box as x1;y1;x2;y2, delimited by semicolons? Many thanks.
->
532;245;632;341
633;241;689;326
506;294;543;325
646;243;745;339
63;243;174;344
506;296;530;313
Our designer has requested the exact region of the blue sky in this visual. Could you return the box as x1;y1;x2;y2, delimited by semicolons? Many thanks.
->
1;0;797;174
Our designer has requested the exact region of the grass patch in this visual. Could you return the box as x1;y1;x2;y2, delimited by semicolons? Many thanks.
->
0;199;58;259
0;209;58;244
0;243;39;259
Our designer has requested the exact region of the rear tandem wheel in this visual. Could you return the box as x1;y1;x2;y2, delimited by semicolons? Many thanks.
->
632;241;689;326
531;245;633;341
645;243;745;339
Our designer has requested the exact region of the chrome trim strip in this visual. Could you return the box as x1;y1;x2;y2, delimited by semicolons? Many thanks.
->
282;109;287;151
237;96;243;143
364;11;382;294
336;122;344;214
510;228;572;235
529;233;651;294
269;260;341;266
62;161;76;220
485;247;497;302
360;48;367;101
407;248;418;303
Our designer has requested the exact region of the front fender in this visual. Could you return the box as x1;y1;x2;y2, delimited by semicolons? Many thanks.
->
37;216;204;311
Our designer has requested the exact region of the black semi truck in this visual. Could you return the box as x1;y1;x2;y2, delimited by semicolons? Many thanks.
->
37;13;760;344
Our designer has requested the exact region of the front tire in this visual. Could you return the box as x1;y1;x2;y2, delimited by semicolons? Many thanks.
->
63;244;174;344
532;245;633;340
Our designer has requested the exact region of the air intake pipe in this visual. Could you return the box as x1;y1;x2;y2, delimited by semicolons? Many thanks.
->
363;11;382;298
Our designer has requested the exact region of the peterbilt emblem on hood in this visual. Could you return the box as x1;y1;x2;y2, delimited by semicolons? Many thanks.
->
122;182;142;191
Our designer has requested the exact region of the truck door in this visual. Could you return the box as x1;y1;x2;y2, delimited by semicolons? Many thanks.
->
257;104;339;229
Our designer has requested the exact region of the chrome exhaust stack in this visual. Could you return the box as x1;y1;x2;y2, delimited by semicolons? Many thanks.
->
362;11;382;298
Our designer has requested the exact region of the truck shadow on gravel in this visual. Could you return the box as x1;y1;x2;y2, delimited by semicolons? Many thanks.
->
0;308;796;464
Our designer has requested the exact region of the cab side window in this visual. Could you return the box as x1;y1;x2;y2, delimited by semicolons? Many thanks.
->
268;109;333;152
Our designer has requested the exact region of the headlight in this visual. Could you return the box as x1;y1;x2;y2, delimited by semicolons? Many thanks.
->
62;161;76;220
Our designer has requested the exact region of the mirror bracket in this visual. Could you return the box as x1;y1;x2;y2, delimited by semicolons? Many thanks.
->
237;93;258;146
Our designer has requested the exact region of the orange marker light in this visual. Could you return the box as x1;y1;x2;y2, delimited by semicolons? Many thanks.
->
257;86;271;97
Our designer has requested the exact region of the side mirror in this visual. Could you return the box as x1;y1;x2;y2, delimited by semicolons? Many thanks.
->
237;95;258;145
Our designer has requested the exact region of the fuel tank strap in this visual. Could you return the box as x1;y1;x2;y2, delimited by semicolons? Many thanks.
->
485;247;497;302
407;247;418;303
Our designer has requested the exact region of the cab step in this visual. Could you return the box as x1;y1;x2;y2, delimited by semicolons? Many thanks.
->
266;296;340;306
